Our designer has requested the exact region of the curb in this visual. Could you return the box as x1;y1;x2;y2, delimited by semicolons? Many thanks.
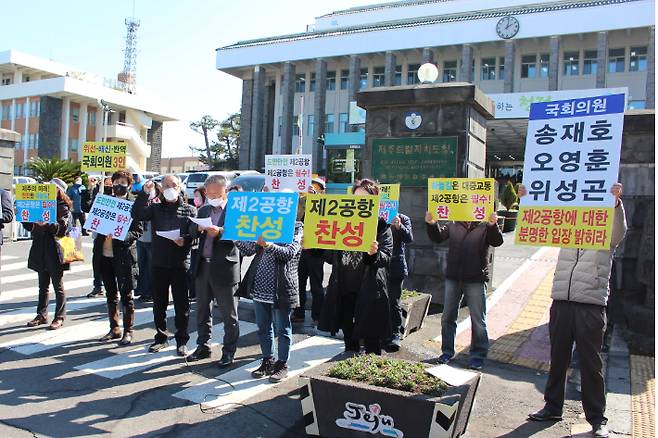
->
605;324;633;437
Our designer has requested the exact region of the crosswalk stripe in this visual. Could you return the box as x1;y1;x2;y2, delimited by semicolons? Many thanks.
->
173;335;344;408
2;264;93;285
74;320;259;379
1;255;18;261
0;278;95;303
0;261;28;272
0;297;106;328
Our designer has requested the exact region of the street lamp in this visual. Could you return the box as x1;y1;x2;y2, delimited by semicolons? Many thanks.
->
417;63;439;84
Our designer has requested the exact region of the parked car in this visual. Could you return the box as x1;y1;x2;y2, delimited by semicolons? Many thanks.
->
12;176;37;186
184;171;237;201
229;173;265;192
132;171;159;193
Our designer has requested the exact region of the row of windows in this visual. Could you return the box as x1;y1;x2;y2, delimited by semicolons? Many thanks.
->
278;113;354;137
21;133;39;150
0;100;41;120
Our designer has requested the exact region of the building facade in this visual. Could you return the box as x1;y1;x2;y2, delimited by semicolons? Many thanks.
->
216;0;655;179
0;50;177;175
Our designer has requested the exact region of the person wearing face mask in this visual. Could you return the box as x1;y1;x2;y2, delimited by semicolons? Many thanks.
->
93;170;142;345
187;187;207;301
87;177;114;299
186;175;240;365
66;176;89;236
132;174;196;356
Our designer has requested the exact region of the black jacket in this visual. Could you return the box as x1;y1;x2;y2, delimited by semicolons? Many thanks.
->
0;189;14;245
92;201;142;290
24;199;71;273
189;204;240;287
131;191;196;269
390;213;413;280
318;219;393;340
426;221;503;283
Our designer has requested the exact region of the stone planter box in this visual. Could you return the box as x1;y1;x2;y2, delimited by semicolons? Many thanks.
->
400;292;432;339
497;210;518;233
300;369;480;437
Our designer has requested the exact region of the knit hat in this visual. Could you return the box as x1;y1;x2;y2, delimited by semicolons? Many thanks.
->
50;178;68;192
311;177;326;190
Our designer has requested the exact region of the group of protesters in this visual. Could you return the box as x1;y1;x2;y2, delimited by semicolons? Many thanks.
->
2;170;626;436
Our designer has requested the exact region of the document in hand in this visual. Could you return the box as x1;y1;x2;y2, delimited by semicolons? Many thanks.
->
189;217;213;228
155;229;181;241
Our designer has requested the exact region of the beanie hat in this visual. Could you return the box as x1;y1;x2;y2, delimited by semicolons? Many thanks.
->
50;178;68;192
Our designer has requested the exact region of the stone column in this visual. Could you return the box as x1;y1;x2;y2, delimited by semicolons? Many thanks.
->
60;97;70;159
384;51;396;87
548;36;560;91
280;62;295;155
461;44;474;83
348;55;361;102
79;104;88;145
422;48;435;65
238;79;253;169
646;26;655;109
504;40;516;93
95;104;104;141
249;66;266;170
313;59;327;172
596;31;608;88
23;97;29;164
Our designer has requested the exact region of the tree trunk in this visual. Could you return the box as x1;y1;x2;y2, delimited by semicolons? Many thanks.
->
203;127;212;168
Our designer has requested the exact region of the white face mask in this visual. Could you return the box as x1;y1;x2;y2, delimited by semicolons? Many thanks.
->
163;187;179;202
207;197;226;208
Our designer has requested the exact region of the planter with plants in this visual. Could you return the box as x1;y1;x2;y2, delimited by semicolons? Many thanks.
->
497;181;519;233
400;289;432;339
300;355;480;437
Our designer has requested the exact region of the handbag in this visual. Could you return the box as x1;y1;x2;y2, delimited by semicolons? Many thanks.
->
55;225;85;264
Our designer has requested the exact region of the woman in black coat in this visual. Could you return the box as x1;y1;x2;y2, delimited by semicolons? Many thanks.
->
317;179;393;355
25;178;72;330
94;170;143;345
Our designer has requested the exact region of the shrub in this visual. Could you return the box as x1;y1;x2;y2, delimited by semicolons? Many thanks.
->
327;354;448;397
27;157;83;185
401;289;421;300
499;181;518;211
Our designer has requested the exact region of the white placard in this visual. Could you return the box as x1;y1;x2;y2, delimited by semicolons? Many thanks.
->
265;154;312;192
83;194;133;241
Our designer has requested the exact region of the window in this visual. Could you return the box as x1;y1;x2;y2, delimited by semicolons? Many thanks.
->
29;101;39;118
407;64;420;85
338;113;348;133
326;71;336;90
295;73;306;93
69;138;79;152
443;61;457;82
340;69;349;90
293;116;300;136
71;106;80;123
24;75;30;83
630;46;647;72
35;133;39;149
88;111;96;125
563;51;580;76
359;68;368;89
15;103;23;119
521;55;537;78
372;66;385;87
628;100;646;110
498;57;505;81
325;114;335;133
309;73;316;92
539;53;549;78
307;115;315;136
608;48;625;73
481;57;496;80
277;116;282;136
1;105;9;120
583;50;598;75
394;65;402;86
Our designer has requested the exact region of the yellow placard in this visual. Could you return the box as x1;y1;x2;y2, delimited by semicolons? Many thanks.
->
379;184;400;201
427;178;495;222
15;183;56;201
81;142;128;172
515;206;613;250
303;194;379;252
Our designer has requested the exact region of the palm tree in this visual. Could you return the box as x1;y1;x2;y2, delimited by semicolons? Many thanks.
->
27;157;82;184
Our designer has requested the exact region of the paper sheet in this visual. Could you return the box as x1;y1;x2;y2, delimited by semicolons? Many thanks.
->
425;364;478;387
155;229;181;241
189;217;213;228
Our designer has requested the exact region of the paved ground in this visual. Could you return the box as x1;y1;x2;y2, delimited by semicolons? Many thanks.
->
0;233;647;438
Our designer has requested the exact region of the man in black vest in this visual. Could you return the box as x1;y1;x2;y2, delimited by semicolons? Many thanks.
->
187;174;241;367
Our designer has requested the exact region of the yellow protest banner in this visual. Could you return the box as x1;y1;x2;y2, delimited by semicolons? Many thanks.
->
15;183;57;223
303;194;379;252
81;142;127;172
515;206;614;250
427;178;495;222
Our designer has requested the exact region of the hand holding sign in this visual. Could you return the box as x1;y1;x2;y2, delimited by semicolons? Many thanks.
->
367;240;379;256
425;211;436;226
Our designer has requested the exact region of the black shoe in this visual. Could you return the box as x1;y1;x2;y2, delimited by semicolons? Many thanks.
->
528;408;563;422
269;360;289;383
148;341;169;353
251;357;275;378
592;423;609;437
177;345;188;357
218;353;234;368
187;348;211;362
118;332;133;345
87;288;104;298
291;313;305;323
384;335;401;353
99;330;122;342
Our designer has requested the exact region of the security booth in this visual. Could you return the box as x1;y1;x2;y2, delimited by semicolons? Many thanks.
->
323;131;365;194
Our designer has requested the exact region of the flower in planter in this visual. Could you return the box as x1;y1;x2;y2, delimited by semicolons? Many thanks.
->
400;289;420;300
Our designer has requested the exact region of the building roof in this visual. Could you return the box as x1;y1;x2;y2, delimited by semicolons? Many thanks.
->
317;0;456;18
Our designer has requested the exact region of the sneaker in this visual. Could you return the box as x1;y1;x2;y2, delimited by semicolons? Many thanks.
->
148;341;169;353
187;347;211;362
87;288;104;298
218;352;234;368
99;330;122;342
27;315;47;327
268;360;289;383
528;407;563;422
468;358;484;370
251;357;275;378
437;353;453;364
592;423;609;437
118;332;133;345
177;345;188;357
48;318;64;330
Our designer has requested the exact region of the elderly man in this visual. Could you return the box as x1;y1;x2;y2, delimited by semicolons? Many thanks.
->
187;175;241;366
132;175;196;356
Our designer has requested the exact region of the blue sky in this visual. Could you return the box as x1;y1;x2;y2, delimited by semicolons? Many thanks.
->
3;0;380;157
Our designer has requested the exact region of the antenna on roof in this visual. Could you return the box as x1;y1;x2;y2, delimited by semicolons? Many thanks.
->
118;0;139;94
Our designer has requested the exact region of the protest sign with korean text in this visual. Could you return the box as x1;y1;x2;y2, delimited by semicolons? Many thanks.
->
83;194;134;241
303;194;379;252
265;154;312;192
427;178;495;222
15;184;57;224
515;93;624;250
347;183;400;224
81;142;127;172
223;192;299;243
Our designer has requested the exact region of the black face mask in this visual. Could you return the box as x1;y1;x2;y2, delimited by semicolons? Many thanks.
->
103;186;113;195
113;184;128;197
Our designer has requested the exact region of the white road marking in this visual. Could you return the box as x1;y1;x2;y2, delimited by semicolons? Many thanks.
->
0;261;27;272
0;278;96;303
0;297;106;328
1;255;18;261
2;264;93;285
173;335;344;408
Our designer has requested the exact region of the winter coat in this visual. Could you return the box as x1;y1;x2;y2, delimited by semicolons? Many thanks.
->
0;189;14;245
551;201;627;306
426;221;503;283
236;221;303;309
390;213;413;280
131;191;196;270
318;218;393;340
24;199;71;273
92;198;143;290
66;184;85;214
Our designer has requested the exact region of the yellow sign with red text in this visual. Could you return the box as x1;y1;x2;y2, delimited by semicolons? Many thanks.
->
81;142;127;172
427;178;495;222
